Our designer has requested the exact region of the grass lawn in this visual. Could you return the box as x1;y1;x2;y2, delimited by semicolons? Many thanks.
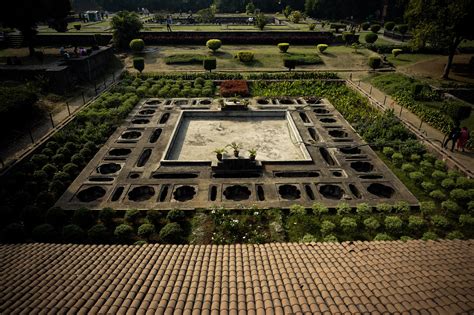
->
386;54;439;67
126;44;373;73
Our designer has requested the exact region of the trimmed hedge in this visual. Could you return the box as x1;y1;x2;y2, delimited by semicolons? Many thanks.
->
203;57;217;72
236;51;254;63
129;39;145;52
365;33;378;44
163;54;206;65
278;43;290;53
206;39;222;52
368;55;382;69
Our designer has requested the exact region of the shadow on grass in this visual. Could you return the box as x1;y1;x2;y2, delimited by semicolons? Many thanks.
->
239;59;265;67
211;51;234;59
320;52;337;58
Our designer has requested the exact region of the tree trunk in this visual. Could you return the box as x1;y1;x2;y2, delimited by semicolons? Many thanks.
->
442;37;462;79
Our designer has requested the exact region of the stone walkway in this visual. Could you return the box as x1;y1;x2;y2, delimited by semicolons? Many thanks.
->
347;78;474;177
0;68;123;173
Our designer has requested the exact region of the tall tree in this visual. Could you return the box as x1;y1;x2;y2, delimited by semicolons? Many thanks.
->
110;11;143;49
405;0;474;79
0;0;71;56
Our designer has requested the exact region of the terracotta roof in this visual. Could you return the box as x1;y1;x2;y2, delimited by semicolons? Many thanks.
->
1;240;473;314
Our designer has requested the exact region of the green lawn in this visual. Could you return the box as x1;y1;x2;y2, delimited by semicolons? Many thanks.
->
386;54;439;67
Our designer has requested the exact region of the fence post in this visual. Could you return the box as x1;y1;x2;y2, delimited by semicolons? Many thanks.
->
28;128;34;143
66;101;71;116
104;76;107;89
94;82;98;96
82;92;86;105
112;72;115;82
399;106;403;117
369;86;373;95
419;120;423;130
383;95;387;105
49;113;55;128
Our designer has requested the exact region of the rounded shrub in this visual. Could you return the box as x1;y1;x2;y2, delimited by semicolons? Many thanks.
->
361;22;370;30
392;49;402;58
408;215;425;230
434;160;446;171
340;217;357;233
72;207;95;229
409;171;424;183
133;57;145;73
114;224;134;242
421;181;436;192
441;178;456;190
431;170;447;182
62;224;86;243
382;147;395;157
125;209;140;224
401;163;416;173
308;23;316;31
429;189;447;201
99;207;116;226
450;189;470;204
356;203;371;215
394;201;410;214
441;200;460;214
129;39;145;52
391;152;403;166
236;51;254;62
33;170;48;182
376;203;392;213
137;223;155;238
312;202;329;216
159;222;184;244
88;224;110;243
300;234;318;242
289;204;306;216
42;164;58;178
410;153;421;163
459;214;474;227
63;163;79;177
456;177;474;189
422;231;438;240
46;206;66;228
206;39;222;52
395;24;408;34
336;202;351;215
322;234;338;242
365;33;378;44
70;153;85;166
420;201;436;216
384;21;395;31
446;231;464;240
370;24;381;33
317;44;328;53
373;233;392;241
203;57;217;72
363;217;380;231
278;43;290;53
32;224;57;242
166;209;186;222
384;216;403;232
320;220;336;235
431;215;449;228
73;23;81;31
420;160;433;175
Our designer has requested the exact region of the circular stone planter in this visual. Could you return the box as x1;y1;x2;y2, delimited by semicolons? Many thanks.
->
146;100;162;105
77;186;106;202
223;185;251;201
121;131;142;139
319;184;344;200
173;186;197;202
108;148;132;156
128;186;155;202
367;183;395;198
97;163;121;175
278;184;301;200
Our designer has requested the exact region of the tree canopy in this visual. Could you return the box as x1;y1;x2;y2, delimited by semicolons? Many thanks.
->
405;0;474;78
110;11;143;49
0;0;71;55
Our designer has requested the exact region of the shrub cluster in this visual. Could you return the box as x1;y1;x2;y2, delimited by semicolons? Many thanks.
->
236;51;254;63
163;54;206;65
220;80;250;97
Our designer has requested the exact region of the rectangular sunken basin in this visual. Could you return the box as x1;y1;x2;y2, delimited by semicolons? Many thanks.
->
164;110;311;162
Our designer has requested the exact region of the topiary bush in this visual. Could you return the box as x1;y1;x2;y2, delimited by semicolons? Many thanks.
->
206;39;222;53
336;202;351;215
422;231;438;240
420;201;436;216
137;223;155;238
62;224;86;243
87;224;110;243
159;222;184;244
317;44;328;53
278;43;290;53
320;220;336;235
203;57;217;72
408;215;425;230
72;207;95;229
32;224;57;242
312;202;329;216
129;39;145;52
340;217;357;233
114;224;134;242
395;24;408;35
363;217;380;231
391;152;404;167
392;49;403;58
236;51;254;63
429;189;447;201
384;216;403;232
394;201;410;214
300;234;318;242
377;203;392;213
368;54;382;70
370;24;381;33
383;146;395;157
421;181;436;192
441;200;460;214
99;207;116;226
365;33;378;44
431;215;449;228
361;22;370;30
46;206;66;228
401;163;416;173
125;209;140;224
374;233;392;241
167;209;186;222
308;23;316;31
441;178;456;190
289;204;306;216
133;57;145;73
356;203;371;215
384;21;395;31
73;23;81;31
446;231;464;240
409;171;424;184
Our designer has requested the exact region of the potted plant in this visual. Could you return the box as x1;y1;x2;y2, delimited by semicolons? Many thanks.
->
227;142;242;157
213;148;227;161
248;148;257;161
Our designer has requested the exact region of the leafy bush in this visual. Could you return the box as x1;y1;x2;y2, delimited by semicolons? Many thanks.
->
73;23;81;30
392;49;403;58
236;51;254;63
431;215;449;228
312;202;329;215
62;224;86;243
164;54;206;65
450;189;470;204
395;24;408;34
429;189;447;201
368;54;382;70
356;203;371;215
391;152;404;167
409;171;424;183
125;209;140;224
283;58;296;71
361;22;370;30
384;216;403;232
431;170;447;182
384;21;395;31
383;147;395;157
72;207;95;229
408;216;425;230
420;201;436;216
206;39;222;52
289;10;302;23
308;23;316;31
421;181;436;192
159;222;184;244
456;177;474;189
317;44;328;53
289;204;306;216
133;57;145;73
278;43;290;53
300;233;318;242
255;13;267;30
129;39;145;52
363;217;380;231
446;231;464;240
376;203;392;213
99;207;116;226
320;220;336;235
374;233;392;241
88;224;110;243
203;57;217;72
441;200;460;213
167;209;186;222
459;214;474;227
394;201;410;214
401;163;416;173
365;33;378;44
336;202;351;215
340;217;357;233
137;223;155;238
322;234;338;242
370;24;381;33
441;178;456;190
283;54;323;67
422;231;438;240
46;206;66;228
114;224;134;242
32;224;57;242
1;223;25;243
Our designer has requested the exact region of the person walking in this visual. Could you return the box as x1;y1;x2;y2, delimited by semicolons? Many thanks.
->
457;127;469;152
443;125;461;151
166;15;173;32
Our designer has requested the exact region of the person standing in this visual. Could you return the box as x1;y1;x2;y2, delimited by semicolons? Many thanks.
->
166;15;172;32
457;127;469;152
443;125;461;151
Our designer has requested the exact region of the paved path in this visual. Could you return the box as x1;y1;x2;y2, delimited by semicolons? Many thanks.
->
0;68;123;172
347;78;474;177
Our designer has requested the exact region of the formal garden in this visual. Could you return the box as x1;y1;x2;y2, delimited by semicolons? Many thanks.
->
0;0;473;246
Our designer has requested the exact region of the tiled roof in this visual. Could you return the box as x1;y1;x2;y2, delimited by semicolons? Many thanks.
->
1;240;473;314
